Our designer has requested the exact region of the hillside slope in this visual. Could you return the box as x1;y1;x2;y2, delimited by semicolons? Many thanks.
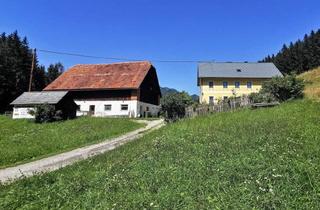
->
161;86;199;102
1;100;320;209
160;87;179;96
298;67;320;100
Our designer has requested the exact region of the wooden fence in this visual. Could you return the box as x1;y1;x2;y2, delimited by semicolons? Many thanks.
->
185;96;252;118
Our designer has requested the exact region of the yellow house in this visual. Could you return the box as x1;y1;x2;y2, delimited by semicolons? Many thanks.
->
197;62;282;104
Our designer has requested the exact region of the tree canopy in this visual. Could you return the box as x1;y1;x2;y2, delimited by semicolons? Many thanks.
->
0;31;64;112
160;91;194;122
261;29;320;74
47;62;64;84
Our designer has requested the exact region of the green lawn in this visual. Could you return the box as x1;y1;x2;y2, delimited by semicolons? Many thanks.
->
0;116;144;168
1;100;320;209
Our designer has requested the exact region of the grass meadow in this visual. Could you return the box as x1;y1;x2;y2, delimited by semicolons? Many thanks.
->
0;116;144;168
1;100;319;209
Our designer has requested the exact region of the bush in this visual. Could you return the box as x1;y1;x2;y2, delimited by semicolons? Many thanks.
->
249;92;276;103
160;91;194;122
29;104;63;123
250;75;304;103
261;75;304;102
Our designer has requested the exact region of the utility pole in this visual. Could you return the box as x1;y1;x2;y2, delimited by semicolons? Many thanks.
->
28;48;36;92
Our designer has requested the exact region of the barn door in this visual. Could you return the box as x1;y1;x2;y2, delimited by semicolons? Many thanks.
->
89;105;95;116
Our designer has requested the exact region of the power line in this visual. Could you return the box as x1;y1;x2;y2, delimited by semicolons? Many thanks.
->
38;49;211;63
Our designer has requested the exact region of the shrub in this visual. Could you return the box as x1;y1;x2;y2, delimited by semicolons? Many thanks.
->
29;104;63;123
160;91;194;122
261;75;304;102
250;75;304;103
249;92;276;103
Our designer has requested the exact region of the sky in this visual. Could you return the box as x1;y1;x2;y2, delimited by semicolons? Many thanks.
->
1;0;319;94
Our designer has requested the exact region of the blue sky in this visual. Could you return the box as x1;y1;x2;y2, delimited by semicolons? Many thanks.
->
1;0;319;94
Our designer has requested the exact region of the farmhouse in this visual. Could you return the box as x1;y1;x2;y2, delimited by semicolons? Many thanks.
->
43;61;161;117
10;91;77;119
197;62;282;104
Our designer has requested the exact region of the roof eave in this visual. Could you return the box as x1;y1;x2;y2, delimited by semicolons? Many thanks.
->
11;102;58;106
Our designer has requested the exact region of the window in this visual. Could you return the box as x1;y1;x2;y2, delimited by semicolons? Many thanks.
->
146;106;149;111
247;81;252;89
121;104;128;111
209;96;214;104
235;81;240;88
223;81;228;88
209;81;214;88
76;105;81;111
104;104;112;111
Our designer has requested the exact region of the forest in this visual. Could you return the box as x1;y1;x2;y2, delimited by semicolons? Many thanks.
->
261;29;320;74
0;31;63;112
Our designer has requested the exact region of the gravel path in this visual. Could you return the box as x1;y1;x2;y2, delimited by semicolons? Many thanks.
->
0;119;164;184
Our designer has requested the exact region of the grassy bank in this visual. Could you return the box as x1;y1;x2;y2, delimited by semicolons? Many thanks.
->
1;100;320;209
0;116;144;168
298;67;320;100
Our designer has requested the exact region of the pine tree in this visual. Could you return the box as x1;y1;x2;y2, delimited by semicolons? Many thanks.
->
46;62;64;84
0;31;63;113
261;29;320;74
33;65;47;90
0;31;34;112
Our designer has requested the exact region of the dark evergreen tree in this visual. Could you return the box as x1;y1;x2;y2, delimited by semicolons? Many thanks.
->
0;31;63;113
33;65;47;90
46;62;64;84
0;31;33;112
261;29;320;74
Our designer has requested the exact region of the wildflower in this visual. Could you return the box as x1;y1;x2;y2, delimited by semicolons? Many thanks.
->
269;188;274;195
259;187;266;192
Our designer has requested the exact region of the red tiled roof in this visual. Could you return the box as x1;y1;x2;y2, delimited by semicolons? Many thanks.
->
44;61;153;91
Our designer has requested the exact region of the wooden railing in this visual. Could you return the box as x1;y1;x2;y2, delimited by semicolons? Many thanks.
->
185;96;252;118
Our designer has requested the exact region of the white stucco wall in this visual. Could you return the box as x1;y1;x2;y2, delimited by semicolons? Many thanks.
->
12;107;35;119
12;100;160;119
75;100;160;118
137;101;160;117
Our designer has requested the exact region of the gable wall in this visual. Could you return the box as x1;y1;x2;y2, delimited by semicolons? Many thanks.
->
139;68;161;105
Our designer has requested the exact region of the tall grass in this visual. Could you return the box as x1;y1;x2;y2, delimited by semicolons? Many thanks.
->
0;116;144;168
1;100;319;209
298;67;320;100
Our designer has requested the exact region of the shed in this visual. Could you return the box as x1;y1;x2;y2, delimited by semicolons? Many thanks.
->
10;91;77;119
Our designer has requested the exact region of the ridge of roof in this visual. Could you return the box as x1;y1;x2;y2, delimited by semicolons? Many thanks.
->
71;60;152;67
